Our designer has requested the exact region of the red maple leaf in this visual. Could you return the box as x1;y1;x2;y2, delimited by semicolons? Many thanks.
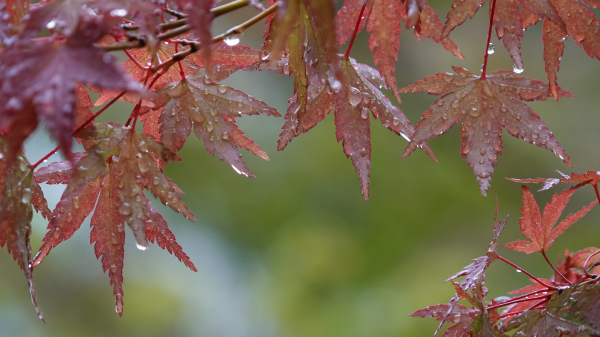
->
503;185;596;254
335;0;463;103
410;303;480;337
0;137;50;321
0;18;143;160
143;66;280;177
277;57;435;200
439;0;600;100
32;123;196;316
400;66;573;195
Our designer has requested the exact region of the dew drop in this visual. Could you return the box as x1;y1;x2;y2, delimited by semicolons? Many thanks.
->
153;176;160;185
221;132;230;140
512;62;524;74
206;122;214;132
469;107;481;118
224;35;240;46
441;113;448;120
360;107;369;120
480;148;486;155
437;100;445;106
451;101;460;109
461;144;471;155
217;85;228;94
21;188;32;203
110;9;128;17
348;87;362;107
46;20;56;29
487;43;495;55
516;269;522;273
136;242;148;251
531;131;539;139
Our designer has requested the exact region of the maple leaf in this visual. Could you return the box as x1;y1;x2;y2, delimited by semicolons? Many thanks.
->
503;185;596;254
400;66;573;195
276;57;434;200
261;0;339;96
335;0;463;103
411;303;480;337
32;123;196;316
144;67;280;177
507;169;600;191
0;18;144;160
501;286;600;336
0;137;50;321
426;213;506;335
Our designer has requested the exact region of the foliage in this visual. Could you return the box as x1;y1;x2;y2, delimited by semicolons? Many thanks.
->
0;0;599;334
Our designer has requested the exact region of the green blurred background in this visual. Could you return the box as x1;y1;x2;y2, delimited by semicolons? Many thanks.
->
2;2;600;336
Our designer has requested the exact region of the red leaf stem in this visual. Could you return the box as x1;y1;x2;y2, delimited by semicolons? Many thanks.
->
542;251;571;285
497;255;557;289
344;4;366;59
31;92;126;169
481;0;497;78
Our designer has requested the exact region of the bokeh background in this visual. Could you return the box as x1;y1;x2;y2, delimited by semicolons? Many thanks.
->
2;1;600;336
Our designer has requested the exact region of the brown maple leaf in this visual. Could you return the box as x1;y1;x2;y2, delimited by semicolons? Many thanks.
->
335;0;463;103
401;66;573;195
503;185;596;254
278;57;435;200
32;123;196;316
144;67;280;177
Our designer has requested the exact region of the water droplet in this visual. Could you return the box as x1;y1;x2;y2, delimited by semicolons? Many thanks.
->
469;107;481;118
46;20;56;29
21;188;32;203
516;269;522;273
360;107;369;120
217;85;228;94
153;177;160;185
487;43;495;55
110;9;128;17
221;132;230;140
348;87;362;107
480;148;486;155
437;100;445;106
441;113;448;120
461;144;471;155
136;242;148;251
206;122;214;132
478;172;490;179
512;62;524;74
362;92;371;104
531;131;539;139
224;35;240;46
118;204;132;216
451;101;460;109
479;159;485;164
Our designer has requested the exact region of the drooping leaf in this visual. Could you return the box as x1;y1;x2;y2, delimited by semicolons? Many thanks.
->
335;0;463;103
400;66;573;195
277;57;434;200
494;0;524;70
503;185;596;254
145;67;280;177
0;137;49;321
0;19;144;160
32;123;196;316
